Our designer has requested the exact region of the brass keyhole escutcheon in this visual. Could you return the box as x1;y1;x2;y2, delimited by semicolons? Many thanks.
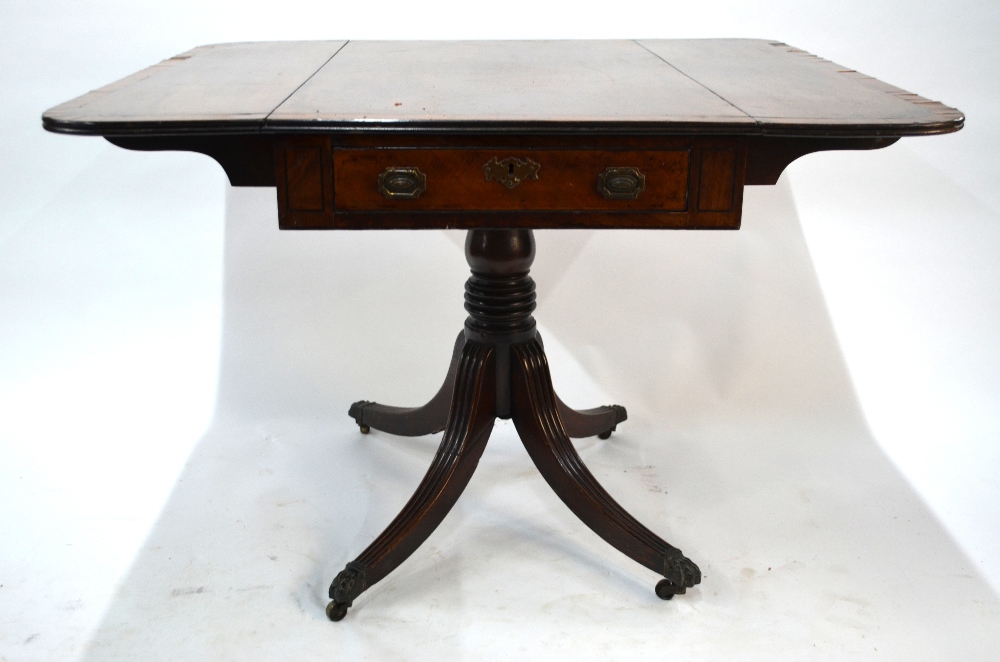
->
597;167;645;200
378;167;427;199
483;157;540;189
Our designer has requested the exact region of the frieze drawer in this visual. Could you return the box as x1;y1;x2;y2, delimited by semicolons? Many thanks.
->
275;137;745;230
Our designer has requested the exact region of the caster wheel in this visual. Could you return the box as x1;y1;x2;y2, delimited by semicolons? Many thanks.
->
655;579;683;600
359;424;370;434
598;430;612;440
326;601;349;621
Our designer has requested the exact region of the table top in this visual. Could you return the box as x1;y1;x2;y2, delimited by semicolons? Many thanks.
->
43;39;962;139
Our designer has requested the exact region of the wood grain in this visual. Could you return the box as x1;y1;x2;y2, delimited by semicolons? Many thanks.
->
270;40;750;130
275;136;334;229
698;149;737;211
334;148;690;212
44;41;346;134
639;39;963;136
43;39;962;138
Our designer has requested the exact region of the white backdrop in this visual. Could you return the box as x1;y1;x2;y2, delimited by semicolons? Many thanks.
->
2;1;999;659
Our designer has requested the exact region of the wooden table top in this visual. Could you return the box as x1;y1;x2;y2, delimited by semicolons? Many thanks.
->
43;39;962;138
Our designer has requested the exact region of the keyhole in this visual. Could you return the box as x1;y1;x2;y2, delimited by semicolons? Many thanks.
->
508;163;515;176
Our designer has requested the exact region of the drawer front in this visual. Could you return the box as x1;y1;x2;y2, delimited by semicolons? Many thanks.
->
275;136;745;230
334;149;690;212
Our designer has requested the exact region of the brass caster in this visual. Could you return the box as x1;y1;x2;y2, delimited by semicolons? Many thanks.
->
348;401;374;434
326;600;349;621
655;579;685;600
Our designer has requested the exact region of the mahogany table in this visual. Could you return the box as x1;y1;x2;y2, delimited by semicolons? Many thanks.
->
43;39;962;621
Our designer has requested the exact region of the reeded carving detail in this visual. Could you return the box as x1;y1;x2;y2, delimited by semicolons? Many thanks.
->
483;157;540;189
378;167;426;199
328;342;496;623
512;338;699;603
597;166;645;200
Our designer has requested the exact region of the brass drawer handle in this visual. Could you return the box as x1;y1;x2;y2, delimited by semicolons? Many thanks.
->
378;167;426;199
598;167;645;200
483;156;540;189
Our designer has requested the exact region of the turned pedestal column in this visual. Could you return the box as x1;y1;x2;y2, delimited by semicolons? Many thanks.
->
328;229;700;621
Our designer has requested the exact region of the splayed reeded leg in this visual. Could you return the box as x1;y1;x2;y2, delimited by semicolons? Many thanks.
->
327;341;497;621
348;332;466;436
555;395;628;440
510;338;700;599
